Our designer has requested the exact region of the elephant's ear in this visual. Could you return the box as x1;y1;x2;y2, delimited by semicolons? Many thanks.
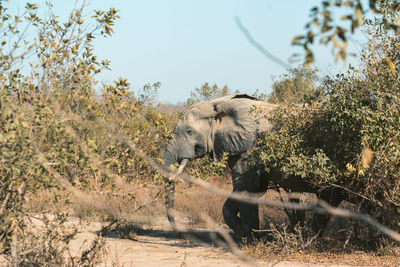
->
212;97;259;161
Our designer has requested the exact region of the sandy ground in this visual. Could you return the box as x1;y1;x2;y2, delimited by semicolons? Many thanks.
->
65;218;368;267
0;214;383;266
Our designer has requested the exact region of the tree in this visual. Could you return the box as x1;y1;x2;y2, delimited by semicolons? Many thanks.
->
267;66;321;104
186;82;234;106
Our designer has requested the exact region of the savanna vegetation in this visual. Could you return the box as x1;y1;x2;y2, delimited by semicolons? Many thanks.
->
0;1;173;265
252;1;400;260
1;0;400;266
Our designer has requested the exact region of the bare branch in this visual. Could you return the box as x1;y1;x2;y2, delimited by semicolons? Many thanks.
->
235;16;290;69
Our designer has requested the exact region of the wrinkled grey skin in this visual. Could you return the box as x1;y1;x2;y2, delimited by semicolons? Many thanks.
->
163;94;345;242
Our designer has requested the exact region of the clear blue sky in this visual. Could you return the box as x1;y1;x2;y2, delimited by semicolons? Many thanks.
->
11;0;364;104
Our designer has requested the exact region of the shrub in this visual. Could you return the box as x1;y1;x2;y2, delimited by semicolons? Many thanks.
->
255;4;400;246
0;1;171;264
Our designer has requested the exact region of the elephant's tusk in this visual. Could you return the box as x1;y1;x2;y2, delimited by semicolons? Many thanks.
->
168;159;188;182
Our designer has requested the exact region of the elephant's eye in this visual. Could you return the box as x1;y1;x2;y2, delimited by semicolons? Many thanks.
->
187;129;193;136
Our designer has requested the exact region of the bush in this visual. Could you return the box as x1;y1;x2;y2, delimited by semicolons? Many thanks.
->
255;4;400;246
0;1;172;264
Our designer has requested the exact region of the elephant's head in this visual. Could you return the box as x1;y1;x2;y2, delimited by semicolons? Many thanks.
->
163;94;274;231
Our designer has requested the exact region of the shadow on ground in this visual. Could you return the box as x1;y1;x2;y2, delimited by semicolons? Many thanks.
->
103;228;238;249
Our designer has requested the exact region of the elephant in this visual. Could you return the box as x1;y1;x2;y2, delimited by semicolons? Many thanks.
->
162;94;346;242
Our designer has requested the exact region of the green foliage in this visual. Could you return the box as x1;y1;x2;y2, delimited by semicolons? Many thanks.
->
268;66;321;104
256;13;400;235
188;153;229;180
99;79;171;183
294;0;400;65
0;1;171;263
186;82;235;106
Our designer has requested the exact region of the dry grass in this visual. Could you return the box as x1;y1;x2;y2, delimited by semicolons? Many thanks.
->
26;178;166;221
174;176;231;227
15;178;169;266
22;171;400;267
172;180;400;266
245;243;400;267
248;192;400;266
2;213;110;267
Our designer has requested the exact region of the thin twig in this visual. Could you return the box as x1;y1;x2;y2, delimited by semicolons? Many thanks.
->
235;16;290;69
199;212;260;267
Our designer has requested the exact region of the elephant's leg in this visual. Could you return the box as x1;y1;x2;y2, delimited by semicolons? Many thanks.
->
222;197;245;236
237;201;259;243
223;196;259;243
227;154;266;243
310;189;344;236
287;196;305;231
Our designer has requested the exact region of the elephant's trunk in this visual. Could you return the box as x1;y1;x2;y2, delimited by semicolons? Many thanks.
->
163;138;179;168
165;159;188;232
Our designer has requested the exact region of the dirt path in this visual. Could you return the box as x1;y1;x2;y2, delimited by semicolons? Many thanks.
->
103;230;245;267
100;230;358;267
69;219;363;267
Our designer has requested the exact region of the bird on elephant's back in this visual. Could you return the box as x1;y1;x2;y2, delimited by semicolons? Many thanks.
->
162;94;343;243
